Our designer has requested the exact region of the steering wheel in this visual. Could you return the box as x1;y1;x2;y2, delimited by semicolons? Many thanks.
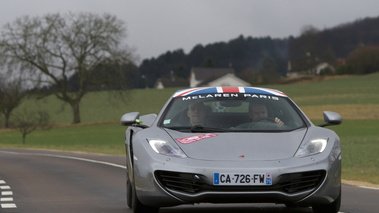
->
248;117;276;128
253;116;276;123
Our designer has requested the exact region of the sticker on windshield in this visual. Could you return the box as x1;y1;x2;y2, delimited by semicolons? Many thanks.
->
175;133;218;144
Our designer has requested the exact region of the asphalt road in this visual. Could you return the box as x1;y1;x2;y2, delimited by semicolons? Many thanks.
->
0;149;378;213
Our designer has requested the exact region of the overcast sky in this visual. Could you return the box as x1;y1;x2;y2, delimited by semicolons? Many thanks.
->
1;0;378;62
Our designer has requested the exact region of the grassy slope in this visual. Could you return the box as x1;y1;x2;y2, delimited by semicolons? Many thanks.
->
268;74;379;120
1;73;379;184
13;88;180;124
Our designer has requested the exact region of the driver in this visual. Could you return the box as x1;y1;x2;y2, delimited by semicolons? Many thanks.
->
249;103;284;127
187;102;207;126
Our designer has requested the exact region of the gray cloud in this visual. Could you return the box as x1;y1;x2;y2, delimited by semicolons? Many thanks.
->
1;0;378;61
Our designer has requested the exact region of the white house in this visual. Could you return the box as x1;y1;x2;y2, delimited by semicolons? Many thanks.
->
287;61;335;77
200;73;251;87
154;78;189;89
189;68;251;87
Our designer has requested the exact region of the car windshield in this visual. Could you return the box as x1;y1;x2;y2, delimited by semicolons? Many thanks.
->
160;93;306;132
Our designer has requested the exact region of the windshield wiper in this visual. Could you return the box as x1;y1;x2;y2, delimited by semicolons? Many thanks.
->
164;125;226;132
190;125;226;132
165;126;192;131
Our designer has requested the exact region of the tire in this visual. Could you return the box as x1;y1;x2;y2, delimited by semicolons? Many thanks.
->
126;180;132;208
132;184;159;213
312;188;341;213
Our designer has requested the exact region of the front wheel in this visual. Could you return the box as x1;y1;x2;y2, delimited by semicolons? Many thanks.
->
132;184;159;213
312;188;341;213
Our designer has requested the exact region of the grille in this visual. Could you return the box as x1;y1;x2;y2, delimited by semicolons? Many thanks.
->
155;170;325;195
277;170;326;193
155;171;205;193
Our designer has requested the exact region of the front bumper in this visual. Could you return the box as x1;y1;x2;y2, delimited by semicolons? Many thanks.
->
132;148;341;208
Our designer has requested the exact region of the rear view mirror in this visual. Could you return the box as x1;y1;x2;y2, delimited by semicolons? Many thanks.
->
318;111;342;127
219;100;243;107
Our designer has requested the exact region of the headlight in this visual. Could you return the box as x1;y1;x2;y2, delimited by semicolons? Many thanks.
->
295;138;328;157
148;139;187;158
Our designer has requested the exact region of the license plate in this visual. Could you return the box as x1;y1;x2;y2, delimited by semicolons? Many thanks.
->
213;173;272;185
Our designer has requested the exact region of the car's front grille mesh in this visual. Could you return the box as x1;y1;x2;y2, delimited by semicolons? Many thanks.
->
155;170;326;195
278;170;326;193
155;171;204;193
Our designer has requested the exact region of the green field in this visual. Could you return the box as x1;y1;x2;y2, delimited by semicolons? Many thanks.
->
1;73;379;184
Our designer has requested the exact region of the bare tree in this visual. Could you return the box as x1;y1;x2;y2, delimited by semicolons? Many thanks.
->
13;110;50;144
0;75;27;128
0;12;133;124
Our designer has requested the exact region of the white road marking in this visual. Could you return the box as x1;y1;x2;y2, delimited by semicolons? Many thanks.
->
1;191;13;196
1;203;17;208
42;154;127;169
0;178;16;209
359;186;379;190
0;150;127;211
0;150;127;169
0;186;10;190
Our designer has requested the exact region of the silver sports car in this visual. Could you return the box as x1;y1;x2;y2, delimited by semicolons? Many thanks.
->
121;86;342;213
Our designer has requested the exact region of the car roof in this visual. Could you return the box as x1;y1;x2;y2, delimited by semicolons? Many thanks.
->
173;86;287;97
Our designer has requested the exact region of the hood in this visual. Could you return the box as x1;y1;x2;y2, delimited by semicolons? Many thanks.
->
166;128;307;161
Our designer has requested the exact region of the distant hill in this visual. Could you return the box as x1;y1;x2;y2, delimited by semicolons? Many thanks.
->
289;16;379;72
136;16;379;88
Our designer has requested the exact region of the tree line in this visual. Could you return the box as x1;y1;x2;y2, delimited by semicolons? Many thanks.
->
138;36;289;87
139;16;379;87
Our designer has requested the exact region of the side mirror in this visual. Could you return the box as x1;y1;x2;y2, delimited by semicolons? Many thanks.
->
120;112;151;128
318;111;342;127
120;112;140;126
